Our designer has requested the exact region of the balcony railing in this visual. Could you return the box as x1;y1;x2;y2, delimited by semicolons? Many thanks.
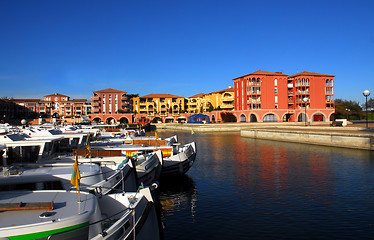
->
221;104;234;109
247;91;261;95
221;97;233;102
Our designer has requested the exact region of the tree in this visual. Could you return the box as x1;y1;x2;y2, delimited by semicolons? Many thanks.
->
335;99;362;120
207;103;214;112
361;97;374;111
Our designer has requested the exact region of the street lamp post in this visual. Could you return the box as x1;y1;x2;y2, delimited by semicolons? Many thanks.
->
303;97;308;126
345;108;351;120
363;90;370;128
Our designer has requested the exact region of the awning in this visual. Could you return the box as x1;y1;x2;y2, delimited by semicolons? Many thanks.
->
165;117;174;119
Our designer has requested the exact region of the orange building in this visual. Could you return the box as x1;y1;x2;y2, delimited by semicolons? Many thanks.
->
233;70;335;122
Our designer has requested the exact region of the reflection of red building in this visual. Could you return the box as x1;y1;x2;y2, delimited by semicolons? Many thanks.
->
233;70;335;122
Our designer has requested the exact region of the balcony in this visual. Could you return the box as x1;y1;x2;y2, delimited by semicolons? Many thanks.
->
172;112;180;116
221;104;234;109
288;91;294;96
160;112;168;116
91;96;99;101
287;83;293;88
221;97;233;102
91;102;100;107
296;91;310;95
139;102;147;106
247;91;261;95
147;112;154;116
187;102;197;106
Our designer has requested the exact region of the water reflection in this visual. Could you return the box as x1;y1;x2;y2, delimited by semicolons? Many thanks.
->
156;131;374;240
157;175;197;219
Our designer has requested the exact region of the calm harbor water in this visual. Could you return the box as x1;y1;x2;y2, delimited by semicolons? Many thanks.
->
155;130;374;240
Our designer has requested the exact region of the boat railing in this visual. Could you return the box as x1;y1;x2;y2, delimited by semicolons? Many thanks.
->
47;207;132;240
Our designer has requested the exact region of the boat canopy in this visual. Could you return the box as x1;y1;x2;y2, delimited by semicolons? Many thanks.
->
187;114;210;124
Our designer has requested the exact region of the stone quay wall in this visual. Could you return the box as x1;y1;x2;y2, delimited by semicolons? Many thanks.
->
155;122;374;151
241;128;374;151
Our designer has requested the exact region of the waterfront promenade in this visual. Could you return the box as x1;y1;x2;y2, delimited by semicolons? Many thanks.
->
155;122;374;151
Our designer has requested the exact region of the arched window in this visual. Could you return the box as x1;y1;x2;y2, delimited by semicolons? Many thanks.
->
240;114;246;122
298;113;307;122
263;114;278;122
250;114;257;122
326;79;329;86
302;78;305;85
257;78;260;85
306;78;309;85
274;78;278;86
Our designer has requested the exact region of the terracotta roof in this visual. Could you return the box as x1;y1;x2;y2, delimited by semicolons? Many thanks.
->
189;93;205;98
94;88;127;94
289;71;335;78
44;93;69;97
215;87;234;93
12;99;42;103
71;99;87;102
233;70;288;80
141;93;184;98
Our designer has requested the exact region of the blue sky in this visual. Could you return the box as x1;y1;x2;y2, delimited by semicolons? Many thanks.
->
1;0;373;103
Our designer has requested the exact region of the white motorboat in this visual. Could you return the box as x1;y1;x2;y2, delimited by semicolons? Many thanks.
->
79;136;196;177
161;141;197;177
0;132;62;162
0;159;138;195
0;188;161;240
74;146;164;187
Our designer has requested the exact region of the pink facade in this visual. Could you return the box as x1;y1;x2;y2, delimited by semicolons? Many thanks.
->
91;88;131;114
233;70;335;122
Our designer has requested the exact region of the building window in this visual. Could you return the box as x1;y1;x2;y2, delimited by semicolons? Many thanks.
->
275;104;278;109
275;87;278;94
275;96;278;103
274;79;277;86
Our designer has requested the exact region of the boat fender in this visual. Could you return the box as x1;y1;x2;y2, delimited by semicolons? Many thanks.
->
95;186;103;195
150;181;159;191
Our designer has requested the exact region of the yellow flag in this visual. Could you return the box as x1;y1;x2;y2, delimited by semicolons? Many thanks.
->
127;124;129;128
155;131;160;139
86;134;90;151
191;128;195;135
70;155;81;191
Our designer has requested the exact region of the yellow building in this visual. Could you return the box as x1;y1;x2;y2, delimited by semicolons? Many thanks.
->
186;93;206;113
187;87;235;113
133;94;186;116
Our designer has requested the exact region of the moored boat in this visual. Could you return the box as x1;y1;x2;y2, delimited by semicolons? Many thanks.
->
0;188;161;240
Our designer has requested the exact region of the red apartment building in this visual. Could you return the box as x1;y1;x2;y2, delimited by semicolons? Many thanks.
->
12;93;89;119
233;70;335;123
91;88;133;115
